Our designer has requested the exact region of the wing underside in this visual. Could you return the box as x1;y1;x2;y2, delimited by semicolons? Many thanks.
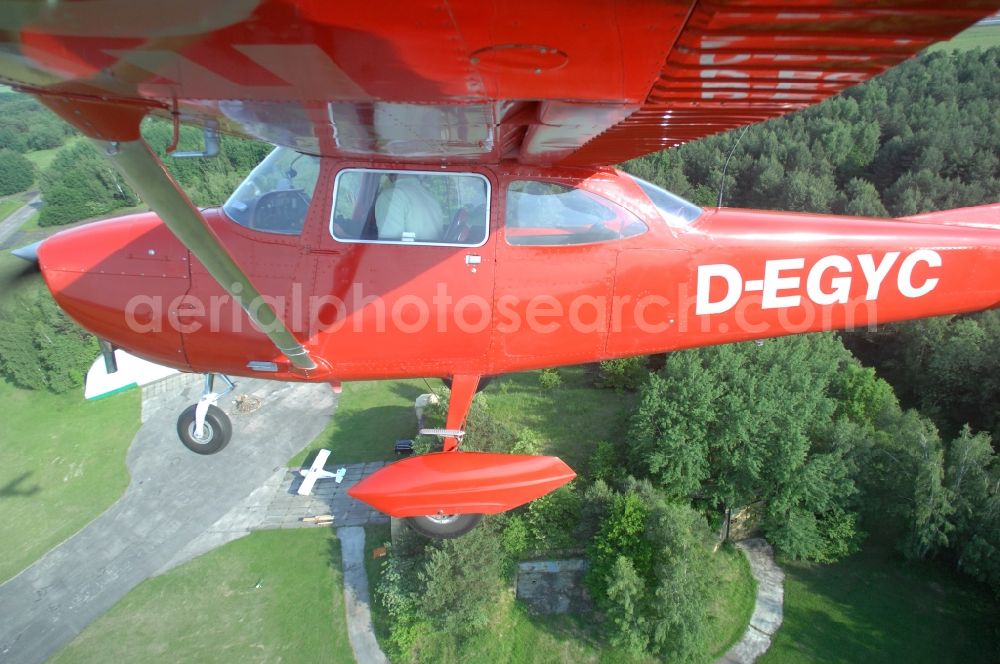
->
0;0;995;165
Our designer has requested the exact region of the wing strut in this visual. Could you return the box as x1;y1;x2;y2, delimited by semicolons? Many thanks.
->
98;138;319;372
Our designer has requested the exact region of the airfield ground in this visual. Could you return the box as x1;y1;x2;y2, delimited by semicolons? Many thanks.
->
0;252;142;585
0;381;139;584
49;528;353;664
2;351;997;662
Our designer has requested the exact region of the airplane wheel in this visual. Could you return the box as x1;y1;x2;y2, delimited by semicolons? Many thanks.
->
404;513;483;539
441;376;493;393
177;404;232;455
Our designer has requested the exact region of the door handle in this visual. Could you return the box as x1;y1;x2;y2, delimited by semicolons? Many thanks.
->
465;254;482;273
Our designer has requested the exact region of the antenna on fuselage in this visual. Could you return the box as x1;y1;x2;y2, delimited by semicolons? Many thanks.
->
716;125;750;208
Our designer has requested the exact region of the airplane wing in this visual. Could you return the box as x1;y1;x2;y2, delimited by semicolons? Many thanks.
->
297;472;319;497
0;1;995;167
311;448;332;473
297;449;332;496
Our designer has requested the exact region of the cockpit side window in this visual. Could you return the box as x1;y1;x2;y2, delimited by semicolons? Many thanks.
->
330;169;489;247
504;180;646;246
223;147;320;236
628;175;702;226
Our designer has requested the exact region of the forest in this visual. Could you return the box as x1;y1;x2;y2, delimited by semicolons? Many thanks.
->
0;46;998;662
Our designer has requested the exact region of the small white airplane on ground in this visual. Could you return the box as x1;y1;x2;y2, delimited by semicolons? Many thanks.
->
297;449;346;496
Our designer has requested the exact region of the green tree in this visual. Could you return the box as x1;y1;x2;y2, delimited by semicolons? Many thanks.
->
946;426;996;541
830;362;897;428
577;478;616;542
587;487;716;662
944;427;1000;595
604;556;648;655
847;311;1000;442
524;484;581;550
858;408;953;559
0;91;74;152
588;440;620;484
38;141;138;226
587;491;654;600
644;502;714;662
0;290;98;393
628;334;873;562
0;149;34;194
836;177;889;217
597;356;648;392
25;123;63;150
418;524;506;639
628;361;715;499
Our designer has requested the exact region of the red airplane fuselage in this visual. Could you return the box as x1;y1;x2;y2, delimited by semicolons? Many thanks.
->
37;160;1000;384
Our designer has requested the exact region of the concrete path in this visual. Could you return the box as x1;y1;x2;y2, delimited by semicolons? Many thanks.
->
0;374;339;664
718;538;785;664
338;527;389;664
267;462;391;530
0;193;41;248
159;460;390;575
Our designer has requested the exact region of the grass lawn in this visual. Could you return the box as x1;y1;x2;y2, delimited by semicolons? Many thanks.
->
24;145;61;175
419;599;624;664
365;522;394;646
0;252;141;583
51;528;354;664
761;542;1000;663
0;197;23;221
289;378;434;467
0;380;140;584
706;543;758;658
17;210;39;232
292;366;635;473
928;24;1000;52
481;366;637;473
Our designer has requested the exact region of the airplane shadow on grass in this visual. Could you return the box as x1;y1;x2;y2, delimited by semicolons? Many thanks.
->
388;381;428;403
0;471;41;498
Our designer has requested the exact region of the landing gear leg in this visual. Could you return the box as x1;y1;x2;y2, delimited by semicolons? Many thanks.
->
177;374;235;455
440;373;479;452
404;373;484;538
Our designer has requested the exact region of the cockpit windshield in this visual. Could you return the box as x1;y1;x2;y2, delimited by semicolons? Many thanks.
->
628;175;702;226
223;147;321;235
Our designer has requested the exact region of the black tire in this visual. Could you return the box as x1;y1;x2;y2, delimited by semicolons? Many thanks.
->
441;376;494;393
404;513;483;539
177;404;232;455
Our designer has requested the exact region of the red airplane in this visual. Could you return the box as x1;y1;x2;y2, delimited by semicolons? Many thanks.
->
4;1;1000;537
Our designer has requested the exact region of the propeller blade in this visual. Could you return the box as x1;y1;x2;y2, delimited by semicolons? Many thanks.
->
11;240;42;264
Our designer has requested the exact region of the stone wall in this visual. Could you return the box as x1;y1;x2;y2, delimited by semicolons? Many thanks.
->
515;559;590;614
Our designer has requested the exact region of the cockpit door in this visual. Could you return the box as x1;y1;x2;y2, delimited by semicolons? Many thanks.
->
493;178;645;365
308;167;498;377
